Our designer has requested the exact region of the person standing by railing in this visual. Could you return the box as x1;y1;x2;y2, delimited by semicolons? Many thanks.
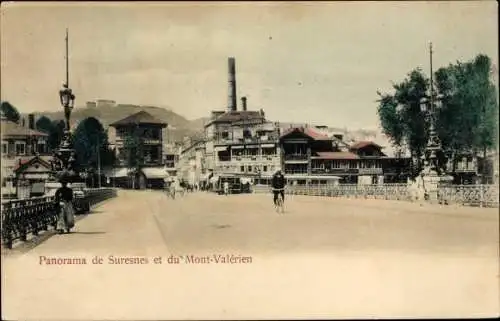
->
54;178;75;234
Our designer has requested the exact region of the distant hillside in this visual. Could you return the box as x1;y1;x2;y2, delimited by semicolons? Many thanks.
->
27;104;200;142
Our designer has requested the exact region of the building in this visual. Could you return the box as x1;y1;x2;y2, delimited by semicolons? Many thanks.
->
1;113;52;199
163;142;180;179
204;99;281;185
178;138;205;186
106;111;168;189
279;127;412;185
201;58;282;189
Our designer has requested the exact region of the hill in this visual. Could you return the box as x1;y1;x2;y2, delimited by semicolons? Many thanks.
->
28;104;200;142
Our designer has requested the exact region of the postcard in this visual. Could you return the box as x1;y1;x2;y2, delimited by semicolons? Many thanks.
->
1;1;499;320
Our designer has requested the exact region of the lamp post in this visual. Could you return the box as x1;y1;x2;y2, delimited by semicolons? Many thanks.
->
419;42;453;203
51;28;77;182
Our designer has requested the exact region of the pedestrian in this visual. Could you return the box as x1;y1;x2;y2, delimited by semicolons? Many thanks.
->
54;177;75;234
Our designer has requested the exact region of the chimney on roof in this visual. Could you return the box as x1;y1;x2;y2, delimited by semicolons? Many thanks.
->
28;114;35;130
241;96;247;111
228;57;237;112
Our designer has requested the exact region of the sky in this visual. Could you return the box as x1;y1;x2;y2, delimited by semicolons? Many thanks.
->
1;1;498;130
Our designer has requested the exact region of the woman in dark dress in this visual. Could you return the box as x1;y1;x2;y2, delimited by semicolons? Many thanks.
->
55;180;75;234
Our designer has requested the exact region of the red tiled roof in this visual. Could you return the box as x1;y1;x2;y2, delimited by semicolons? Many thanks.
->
1;119;49;137
315;152;359;160
280;127;331;141
349;141;382;150
110;111;167;127
13;159;31;171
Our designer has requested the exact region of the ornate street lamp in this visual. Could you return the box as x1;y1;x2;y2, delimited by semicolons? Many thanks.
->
51;29;77;182
419;42;453;202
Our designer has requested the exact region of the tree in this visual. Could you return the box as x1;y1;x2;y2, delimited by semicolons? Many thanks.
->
377;68;429;176
1;101;21;123
35;116;66;152
377;54;499;177
48;120;66;151
122;124;145;189
73;117;114;178
35;116;54;133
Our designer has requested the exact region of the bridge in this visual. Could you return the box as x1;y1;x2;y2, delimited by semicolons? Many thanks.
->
2;190;499;319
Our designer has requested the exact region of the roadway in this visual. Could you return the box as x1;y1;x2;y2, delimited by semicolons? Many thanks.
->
2;190;499;319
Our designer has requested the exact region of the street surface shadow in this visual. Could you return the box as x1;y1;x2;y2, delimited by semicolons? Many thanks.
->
213;224;232;229
66;231;106;235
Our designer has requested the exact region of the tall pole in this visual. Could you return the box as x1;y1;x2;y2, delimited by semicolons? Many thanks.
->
429;42;434;116
52;28;76;182
66;28;69;87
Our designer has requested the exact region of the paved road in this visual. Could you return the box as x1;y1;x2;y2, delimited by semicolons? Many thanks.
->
2;190;499;319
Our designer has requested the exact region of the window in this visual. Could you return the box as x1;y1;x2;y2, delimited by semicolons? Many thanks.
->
243;129;252;138
15;142;26;155
37;142;46;154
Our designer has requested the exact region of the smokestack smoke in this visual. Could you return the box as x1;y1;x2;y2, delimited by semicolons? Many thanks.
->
228;57;237;112
241;96;247;111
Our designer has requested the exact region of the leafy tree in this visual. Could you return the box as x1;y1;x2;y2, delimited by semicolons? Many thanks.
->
377;54;499;177
48;120;66;151
35;116;54;133
1;101;21;123
377;68;429;176
73;117;114;175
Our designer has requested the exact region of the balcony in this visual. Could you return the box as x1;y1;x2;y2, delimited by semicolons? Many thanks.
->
213;135;279;146
311;168;359;175
452;163;477;173
284;154;308;162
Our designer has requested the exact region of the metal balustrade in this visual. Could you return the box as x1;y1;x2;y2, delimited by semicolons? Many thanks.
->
1;188;117;249
252;184;499;207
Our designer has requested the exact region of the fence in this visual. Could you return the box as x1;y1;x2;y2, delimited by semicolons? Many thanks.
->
253;183;499;207
1;188;117;249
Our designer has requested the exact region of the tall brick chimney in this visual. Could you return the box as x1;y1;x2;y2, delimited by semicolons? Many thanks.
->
241;96;247;111
228;57;237;112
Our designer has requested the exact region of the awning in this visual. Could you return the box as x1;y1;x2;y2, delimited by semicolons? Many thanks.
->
142;167;168;179
105;168;128;178
285;175;341;180
240;177;252;184
261;143;276;148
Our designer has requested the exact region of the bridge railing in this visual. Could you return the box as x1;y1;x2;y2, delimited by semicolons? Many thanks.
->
438;184;499;207
1;188;117;249
253;184;499;207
